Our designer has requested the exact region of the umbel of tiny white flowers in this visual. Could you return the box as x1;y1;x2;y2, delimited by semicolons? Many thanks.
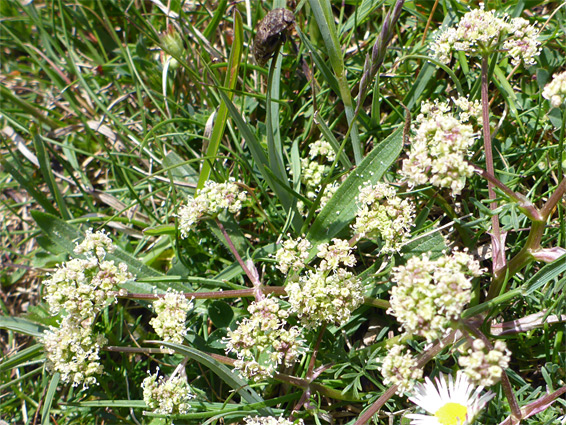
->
293;140;339;214
149;288;192;345
542;70;566;109
458;339;511;387
388;251;482;343
176;179;247;238
225;296;304;381
42;229;133;388
431;3;540;67
401;100;477;197
142;368;194;415
274;235;312;275
380;344;423;394
407;371;495;425
353;181;414;253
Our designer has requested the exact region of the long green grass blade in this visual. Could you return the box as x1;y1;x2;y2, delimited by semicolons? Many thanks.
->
308;0;362;164
41;372;60;425
198;10;244;189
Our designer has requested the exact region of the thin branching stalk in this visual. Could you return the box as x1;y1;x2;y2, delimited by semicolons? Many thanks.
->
215;218;263;300
481;55;505;275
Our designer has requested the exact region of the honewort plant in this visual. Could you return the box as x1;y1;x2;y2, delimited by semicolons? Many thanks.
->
1;1;565;424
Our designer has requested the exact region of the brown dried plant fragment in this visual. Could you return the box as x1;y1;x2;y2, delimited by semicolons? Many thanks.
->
253;8;295;66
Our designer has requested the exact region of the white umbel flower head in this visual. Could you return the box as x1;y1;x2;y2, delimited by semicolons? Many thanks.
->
407;371;494;425
542;70;566;109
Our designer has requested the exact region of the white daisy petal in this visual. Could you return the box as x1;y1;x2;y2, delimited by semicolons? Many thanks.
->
407;371;494;425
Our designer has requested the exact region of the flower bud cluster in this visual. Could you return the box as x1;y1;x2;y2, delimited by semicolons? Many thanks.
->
459;339;511;387
287;267;364;328
177;179;247;238
353;182;414;253
149;289;192;344
388;251;482;343
431;4;540;67
274;236;312;274
42;229;133;388
225;297;303;381
542;70;566;109
142;369;194;414
244;416;303;425
401;100;476;196
295;140;338;214
380;344;423;394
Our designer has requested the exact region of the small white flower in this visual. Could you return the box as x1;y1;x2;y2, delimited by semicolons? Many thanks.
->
407;371;494;425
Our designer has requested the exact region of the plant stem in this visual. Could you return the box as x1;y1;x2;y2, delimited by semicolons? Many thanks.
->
118;286;286;301
481;56;505;275
215;218;263;300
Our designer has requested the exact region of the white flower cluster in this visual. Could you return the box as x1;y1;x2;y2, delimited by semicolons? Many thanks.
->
380;344;423;394
316;238;356;271
149;289;192;344
401;100;477;196
225;297;304;381
42;229;133;388
353;182;414;253
388;251;482;343
295;140;339;214
452;96;482;122
286;268;364;328
142;369;194;415
43;318;107;388
177;179;247;238
458;339;511;387
542;70;566;108
431;4;540;67
274;236;312;275
244;416;304;425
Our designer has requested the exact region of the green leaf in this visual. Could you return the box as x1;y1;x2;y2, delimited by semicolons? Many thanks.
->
208;301;234;328
307;127;403;246
32;132;71;220
0;343;44;371
41;372;60;425
0;316;46;338
525;254;566;295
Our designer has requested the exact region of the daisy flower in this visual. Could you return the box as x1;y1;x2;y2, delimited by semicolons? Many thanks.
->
407;371;494;425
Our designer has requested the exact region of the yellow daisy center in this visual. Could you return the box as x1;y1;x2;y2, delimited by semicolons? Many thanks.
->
435;402;468;425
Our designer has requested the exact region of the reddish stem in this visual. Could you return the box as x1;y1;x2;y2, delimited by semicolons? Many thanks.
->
481;56;505;274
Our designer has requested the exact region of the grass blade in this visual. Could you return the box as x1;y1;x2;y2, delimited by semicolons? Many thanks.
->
198;10;244;189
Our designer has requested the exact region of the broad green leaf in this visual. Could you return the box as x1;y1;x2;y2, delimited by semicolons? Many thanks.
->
307;127;403;246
